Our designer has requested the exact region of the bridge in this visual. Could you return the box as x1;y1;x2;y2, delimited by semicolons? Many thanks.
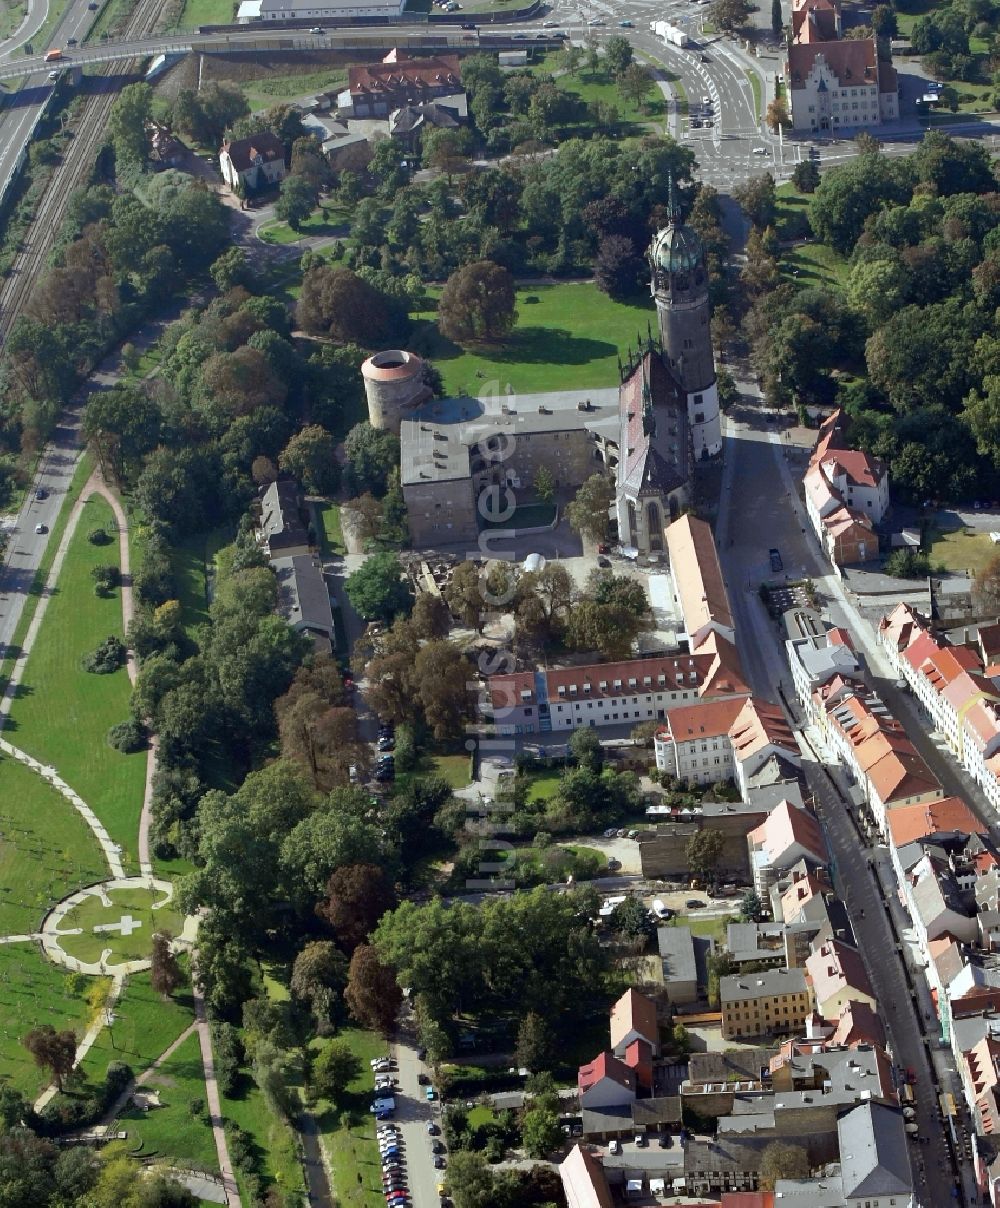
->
0;26;552;84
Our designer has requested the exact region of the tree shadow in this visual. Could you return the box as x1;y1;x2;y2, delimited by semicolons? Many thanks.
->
418;322;617;368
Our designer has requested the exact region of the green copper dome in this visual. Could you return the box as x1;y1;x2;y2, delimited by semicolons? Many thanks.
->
650;220;704;273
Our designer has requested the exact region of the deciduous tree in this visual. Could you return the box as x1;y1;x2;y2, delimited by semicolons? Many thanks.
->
346;552;414;622
437;260;517;345
290;940;349;1031
23;1026;77;1090
345;944;402;1035
312;1038;361;1103
317;863;398;953
566;474;614;544
151;931;182;998
685;829;725;884
279;424;339;495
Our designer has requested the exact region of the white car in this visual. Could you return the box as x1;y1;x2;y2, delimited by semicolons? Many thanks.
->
753;147;768;155
370;1056;392;1067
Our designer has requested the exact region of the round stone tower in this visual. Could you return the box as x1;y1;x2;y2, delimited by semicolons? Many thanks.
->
650;189;722;459
360;350;430;435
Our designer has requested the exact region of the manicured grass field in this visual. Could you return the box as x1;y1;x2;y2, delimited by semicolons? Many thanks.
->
783;239;848;290
927;525;995;575
0;754;108;936
118;1029;220;1171
525;771;562;802
774;182;813;242
316;1026;389;1208
57;886;184;966
0;948;108;1097
258;201;350;246
557;67;664;133
8;496;147;867
315;502;345;558
77;971;194;1083
172;0;232;28
415;283;657;396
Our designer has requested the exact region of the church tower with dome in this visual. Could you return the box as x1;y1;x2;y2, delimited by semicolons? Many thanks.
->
649;185;722;459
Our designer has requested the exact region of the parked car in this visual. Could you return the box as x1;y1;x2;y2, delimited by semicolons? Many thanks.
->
685;899;706;909
651;900;673;920
418;1073;430;1085
432;1140;446;1154
597;555;611;567
426;1121;440;1135
609;1139;621;1154
769;547;783;572
426;1086;437;1100
634;1133;647;1147
378;737;395;751
34;488;47;500
658;1133;672;1148
434;1156;447;1169
310;24;323;32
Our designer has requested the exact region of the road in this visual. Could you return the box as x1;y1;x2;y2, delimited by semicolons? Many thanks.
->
716;398;968;1206
392;1029;445;1208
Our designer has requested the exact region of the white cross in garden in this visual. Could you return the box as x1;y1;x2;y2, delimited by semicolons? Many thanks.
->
94;914;141;937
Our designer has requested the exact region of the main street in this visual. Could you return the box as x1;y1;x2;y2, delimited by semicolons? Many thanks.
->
716;404;969;1205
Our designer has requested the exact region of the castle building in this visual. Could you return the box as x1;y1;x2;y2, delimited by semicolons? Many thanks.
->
650;193;722;460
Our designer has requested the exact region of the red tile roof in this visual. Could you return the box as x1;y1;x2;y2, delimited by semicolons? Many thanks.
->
886;797;986;847
610;988;658;1053
664;697;749;742
348;53;462;98
577;1050;636;1096
788;38;877;90
666;514;734;638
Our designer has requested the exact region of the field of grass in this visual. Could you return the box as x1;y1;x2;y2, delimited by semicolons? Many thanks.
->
316;1027;389;1208
170;524;234;636
77;971;194;1083
241;69;346;112
8;495;147;866
58;886;184;966
84;0;137;41
171;0;232;29
0;754;108;936
118;1029;220;1171
927;524;995;575
683;912;734;941
221;1077;306;1203
415;283;657;396
783;239;848;289
29;0;71;50
0;948;108;1097
0;0;26;40
557;67;664;133
774;181;813;241
315;502;345;558
526;771;562;802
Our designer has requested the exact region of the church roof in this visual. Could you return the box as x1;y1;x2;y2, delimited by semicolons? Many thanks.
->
619;351;689;497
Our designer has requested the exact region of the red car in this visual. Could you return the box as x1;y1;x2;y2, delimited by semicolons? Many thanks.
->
906;1067;917;1085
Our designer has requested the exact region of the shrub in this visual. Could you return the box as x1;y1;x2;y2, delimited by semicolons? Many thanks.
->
107;718;147;752
88;527;113;545
82;635;126;674
91;564;121;596
188;1095;205;1118
884;548;932;579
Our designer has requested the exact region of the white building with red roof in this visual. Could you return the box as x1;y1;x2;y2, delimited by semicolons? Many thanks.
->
803;410;888;566
786;37;899;133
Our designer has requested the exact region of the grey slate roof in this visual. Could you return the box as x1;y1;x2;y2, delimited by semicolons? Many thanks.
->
838;1102;912;1200
656;925;696;986
720;967;808;1004
272;554;334;638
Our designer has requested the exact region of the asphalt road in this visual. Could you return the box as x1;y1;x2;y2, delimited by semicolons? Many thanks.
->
391;1029;445;1208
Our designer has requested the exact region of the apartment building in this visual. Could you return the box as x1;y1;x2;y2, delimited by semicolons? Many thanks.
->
654;697;748;783
806;939;877;1018
748;797;828;895
720;968;813;1040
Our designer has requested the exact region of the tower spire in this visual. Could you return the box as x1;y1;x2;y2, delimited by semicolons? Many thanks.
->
667;173;680;226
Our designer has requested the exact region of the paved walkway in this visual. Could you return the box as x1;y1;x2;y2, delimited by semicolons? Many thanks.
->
192;948;241;1207
34;972;125;1112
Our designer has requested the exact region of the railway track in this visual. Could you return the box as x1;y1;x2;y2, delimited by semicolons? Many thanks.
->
0;0;164;339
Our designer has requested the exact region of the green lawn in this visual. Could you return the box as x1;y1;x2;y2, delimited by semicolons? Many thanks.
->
8;496;147;867
259;201;349;246
0;948;108;1097
774;181;813;241
0;0;26;41
414;283;658;396
0;754;109;936
745;68;762;121
57;886;184;966
241;69;346;112
466;1104;497;1129
684;912;734;941
315;502;344;558
77;971;195;1083
927;524;995;575
170;0;232;28
316;1027;389;1208
118;1029;220;1171
170;524;234;637
221;1077;306;1203
526;771;562;802
783;239;848;290
431;753;473;789
557;67;664;133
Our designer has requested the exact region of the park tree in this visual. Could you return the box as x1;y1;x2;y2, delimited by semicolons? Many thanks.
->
279;424;339;495
445;561;490;628
317;863;398;953
438;260;517;345
411;592;452;640
685;829;725;884
808;154;913;254
346;552;414;622
734;173;777;229
604;34;634;78
710;0;751;30
760;1141;810;1191
345;944;403;1035
343;422;400;497
275;173;317;230
423;127;473;182
210;246;253;293
791;159;820;193
151;931;182;998
515;1011;555;1072
566;474;614;544
594;234;644;298
108;82;152;168
296;265;400;345
172;81;249;147
739;889;765;922
413;640;476;740
569;724;604;772
23;1026;77;1090
619;62;654;110
290;940;349;1031
312;1039;361;1104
